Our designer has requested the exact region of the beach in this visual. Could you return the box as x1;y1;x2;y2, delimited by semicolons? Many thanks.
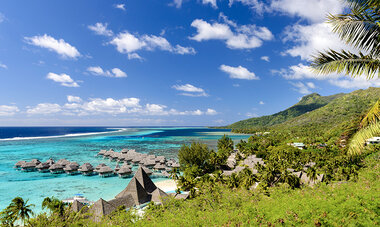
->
155;179;178;192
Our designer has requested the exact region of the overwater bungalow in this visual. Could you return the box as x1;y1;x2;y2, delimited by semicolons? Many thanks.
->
79;163;94;176
64;163;80;175
131;156;142;165
97;165;114;177
45;158;55;165
117;167;132;178
57;159;70;166
36;162;50;172
49;163;64;174
97;150;107;156
21;162;37;172
14;161;27;169
109;152;119;161
171;162;180;168
94;163;107;172
30;159;41;166
114;163;120;172
153;163;166;172
143;159;156;168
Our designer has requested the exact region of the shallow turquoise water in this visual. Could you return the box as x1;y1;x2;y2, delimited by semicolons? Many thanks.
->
0;127;249;212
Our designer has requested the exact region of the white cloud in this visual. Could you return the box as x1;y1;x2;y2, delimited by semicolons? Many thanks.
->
290;81;315;94
190;16;273;49
246;112;259;118
0;13;5;23
259;101;264;105
67;95;82;103
0;105;19;116
88;23;113;36
229;0;267;15
260;56;270;62
328;77;380;89
270;0;345;23
0;63;7;69
220;64;259;80
172;0;183;8
206;108;217;115
282;23;351;60
25;34;80;59
172;84;208;97
27;103;62;115
110;32;195;57
115;4;126;11
87;66;127;78
202;0;217;8
46;72;79;87
128;53;144;60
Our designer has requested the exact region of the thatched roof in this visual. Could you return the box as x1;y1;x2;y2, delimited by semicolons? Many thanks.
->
153;163;166;170
49;163;64;170
121;163;132;169
174;193;189;200
21;162;36;168
79;163;94;172
161;171;170;178
95;163;107;171
151;188;169;203
64;164;79;171
36;162;50;169
30;159;41;165
117;167;132;174
131;156;142;163
89;198;116;222
141;166;153;175
57;159;70;166
171;163;180;168
71;200;86;213
15;161;27;167
148;155;156;159
122;154;133;161
108;194;135;209
134;166;157;193
144;159;156;167
115;177;150;205
98;166;113;173
45;158;55;165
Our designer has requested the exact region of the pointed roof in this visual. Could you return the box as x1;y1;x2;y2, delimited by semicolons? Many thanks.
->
151;188;169;203
115;177;150;205
89;198;116;222
108;194;135;209
71;200;85;213
134;166;157;193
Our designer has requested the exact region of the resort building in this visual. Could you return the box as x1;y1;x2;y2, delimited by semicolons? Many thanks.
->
78;163;94;176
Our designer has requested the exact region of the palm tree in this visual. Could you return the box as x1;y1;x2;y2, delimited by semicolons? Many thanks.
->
42;197;66;217
311;0;380;79
4;197;34;226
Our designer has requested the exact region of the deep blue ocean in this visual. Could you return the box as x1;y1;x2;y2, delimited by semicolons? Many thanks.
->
0;127;250;212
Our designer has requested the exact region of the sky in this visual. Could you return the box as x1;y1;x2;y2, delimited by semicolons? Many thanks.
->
0;0;379;126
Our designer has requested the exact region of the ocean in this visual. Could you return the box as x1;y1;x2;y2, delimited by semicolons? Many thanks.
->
0;127;250;212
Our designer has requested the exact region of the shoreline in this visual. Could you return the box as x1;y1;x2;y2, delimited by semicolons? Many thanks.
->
155;179;178;193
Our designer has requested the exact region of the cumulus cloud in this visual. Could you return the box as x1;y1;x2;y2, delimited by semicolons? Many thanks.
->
259;101;265;105
172;84;208;97
0;63;7;69
46;72;79;87
202;0;217;8
24;97;218;117
190;14;273;49
87;66;127;78
260;56;269;62
25;34;80;59
110;32;196;57
115;4;126;11
88;23;113;36
0;105;19;116
290;81;315;94
270;0;344;23
27;103;62;115
67;95;82;103
220;64;259;80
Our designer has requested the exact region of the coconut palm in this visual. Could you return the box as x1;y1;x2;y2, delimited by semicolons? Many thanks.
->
42;197;66;217
3;197;34;226
311;0;380;79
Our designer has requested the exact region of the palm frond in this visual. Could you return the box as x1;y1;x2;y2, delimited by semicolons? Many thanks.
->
360;99;380;128
311;49;380;79
348;121;380;155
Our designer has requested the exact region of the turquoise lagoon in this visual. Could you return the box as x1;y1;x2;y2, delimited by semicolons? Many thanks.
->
0;127;250;212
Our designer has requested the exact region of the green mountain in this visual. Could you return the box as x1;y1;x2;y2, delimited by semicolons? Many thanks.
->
228;92;344;130
228;87;380;140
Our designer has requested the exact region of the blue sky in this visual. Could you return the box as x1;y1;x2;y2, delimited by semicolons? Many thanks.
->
0;0;378;126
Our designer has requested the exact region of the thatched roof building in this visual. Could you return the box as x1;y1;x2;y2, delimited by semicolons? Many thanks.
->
57;159;70;166
36;162;50;172
49;163;64;174
45;158;55;165
97;150;107;156
21;162;37;171
64;164;79;175
70;200;88;213
134;166;157;193
108;194;135;209
14;161;27;169
95;163;107;172
89;198;117;222
97;165;114;177
151;188;169;203
79;163;94;176
115;177;150;205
